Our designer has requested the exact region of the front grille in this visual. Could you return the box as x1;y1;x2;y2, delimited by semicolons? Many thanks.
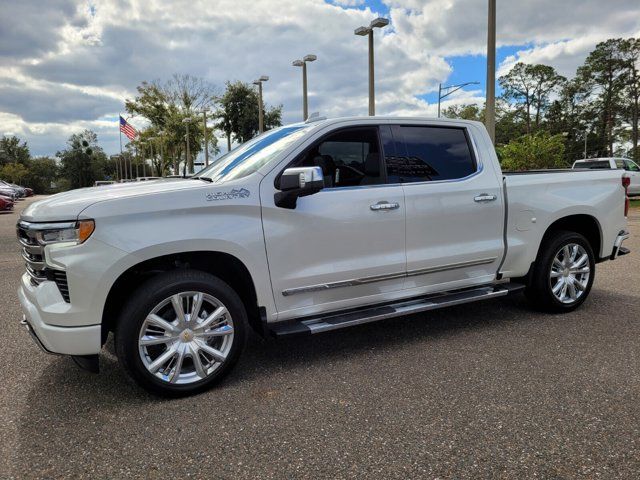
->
17;222;70;302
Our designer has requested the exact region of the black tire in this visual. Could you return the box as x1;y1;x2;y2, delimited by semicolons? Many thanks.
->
115;269;247;397
525;230;595;313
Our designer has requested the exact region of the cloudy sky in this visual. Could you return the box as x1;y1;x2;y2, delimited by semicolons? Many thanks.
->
1;0;639;158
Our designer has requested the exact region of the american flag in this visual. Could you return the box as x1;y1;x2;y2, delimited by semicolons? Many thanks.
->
119;116;137;140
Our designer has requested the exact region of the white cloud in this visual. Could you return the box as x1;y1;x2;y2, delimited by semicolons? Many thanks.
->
332;0;366;6
1;0;639;156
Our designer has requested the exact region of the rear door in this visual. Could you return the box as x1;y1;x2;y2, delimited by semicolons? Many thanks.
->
384;123;505;294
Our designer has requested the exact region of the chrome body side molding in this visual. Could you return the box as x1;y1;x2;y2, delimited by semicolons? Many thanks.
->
281;257;497;296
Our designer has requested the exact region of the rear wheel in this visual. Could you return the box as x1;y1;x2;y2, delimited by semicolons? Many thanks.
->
525;230;595;312
115;270;247;397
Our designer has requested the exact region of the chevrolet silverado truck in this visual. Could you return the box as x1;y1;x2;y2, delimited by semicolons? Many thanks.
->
17;117;631;396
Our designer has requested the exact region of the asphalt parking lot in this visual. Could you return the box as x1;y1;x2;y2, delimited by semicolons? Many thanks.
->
1;196;639;479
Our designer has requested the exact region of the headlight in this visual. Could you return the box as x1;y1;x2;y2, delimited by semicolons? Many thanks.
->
35;220;95;246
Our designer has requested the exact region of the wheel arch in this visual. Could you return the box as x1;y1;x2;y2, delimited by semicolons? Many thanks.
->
101;251;264;343
540;214;602;261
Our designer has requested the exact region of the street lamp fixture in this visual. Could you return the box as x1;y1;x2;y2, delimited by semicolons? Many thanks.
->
354;17;389;116
437;81;481;118
292;54;317;120
253;76;269;133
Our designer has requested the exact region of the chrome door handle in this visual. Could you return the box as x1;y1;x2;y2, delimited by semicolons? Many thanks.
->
370;201;400;211
474;194;497;203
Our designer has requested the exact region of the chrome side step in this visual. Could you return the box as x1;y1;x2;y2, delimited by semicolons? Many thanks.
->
269;282;525;337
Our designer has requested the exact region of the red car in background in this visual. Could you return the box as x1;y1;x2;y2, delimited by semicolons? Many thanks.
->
0;195;14;211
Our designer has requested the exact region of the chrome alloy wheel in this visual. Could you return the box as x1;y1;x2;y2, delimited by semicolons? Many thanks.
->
138;291;234;384
549;243;591;304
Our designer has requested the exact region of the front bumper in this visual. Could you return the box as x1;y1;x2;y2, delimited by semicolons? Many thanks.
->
18;277;101;355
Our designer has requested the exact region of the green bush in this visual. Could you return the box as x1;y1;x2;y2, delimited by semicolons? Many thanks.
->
498;132;568;171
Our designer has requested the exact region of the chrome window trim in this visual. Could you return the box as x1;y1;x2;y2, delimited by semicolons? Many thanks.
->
282;257;497;296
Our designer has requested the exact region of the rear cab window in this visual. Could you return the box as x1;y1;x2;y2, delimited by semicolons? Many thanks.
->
575;160;612;170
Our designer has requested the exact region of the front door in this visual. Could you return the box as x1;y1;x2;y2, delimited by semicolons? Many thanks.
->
260;126;406;320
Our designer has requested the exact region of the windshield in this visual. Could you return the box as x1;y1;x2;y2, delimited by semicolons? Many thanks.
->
196;125;312;183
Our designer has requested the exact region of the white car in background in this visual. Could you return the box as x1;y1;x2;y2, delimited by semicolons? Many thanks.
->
573;158;640;196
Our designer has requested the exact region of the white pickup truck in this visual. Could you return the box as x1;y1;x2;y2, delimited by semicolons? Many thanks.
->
572;158;640;196
17;117;630;396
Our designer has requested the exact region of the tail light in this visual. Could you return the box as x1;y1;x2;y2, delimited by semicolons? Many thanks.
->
622;176;630;217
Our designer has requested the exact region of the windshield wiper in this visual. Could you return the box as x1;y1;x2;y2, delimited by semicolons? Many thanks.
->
190;176;213;182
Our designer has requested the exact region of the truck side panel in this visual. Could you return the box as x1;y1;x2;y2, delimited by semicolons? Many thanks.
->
500;170;626;279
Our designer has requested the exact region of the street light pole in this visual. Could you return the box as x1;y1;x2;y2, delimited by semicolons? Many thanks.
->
355;17;389;116
253;76;269;133
183;119;191;174
485;0;496;144
138;141;146;177
149;141;154;176
437;81;481;117
292;55;317;121
200;110;210;167
584;131;588;158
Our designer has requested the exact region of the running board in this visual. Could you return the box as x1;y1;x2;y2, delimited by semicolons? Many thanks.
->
269;283;525;337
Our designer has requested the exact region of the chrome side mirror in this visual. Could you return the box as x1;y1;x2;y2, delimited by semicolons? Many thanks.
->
275;166;325;209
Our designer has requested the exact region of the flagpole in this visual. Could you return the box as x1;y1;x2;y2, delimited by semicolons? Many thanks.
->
118;113;123;181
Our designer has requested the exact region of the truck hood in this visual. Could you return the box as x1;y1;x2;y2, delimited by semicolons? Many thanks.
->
21;179;201;222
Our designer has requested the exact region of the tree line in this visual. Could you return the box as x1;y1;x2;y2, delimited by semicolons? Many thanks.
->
0;78;283;190
123;75;282;177
443;37;639;170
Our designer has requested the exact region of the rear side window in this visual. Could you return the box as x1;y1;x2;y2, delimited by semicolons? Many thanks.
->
387;126;476;183
624;160;640;172
575;161;611;169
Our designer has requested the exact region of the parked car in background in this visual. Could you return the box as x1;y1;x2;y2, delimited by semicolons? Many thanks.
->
136;177;162;182
24;187;33;197
0;195;14;211
0;180;26;199
0;185;18;201
573;158;640;196
94;181;117;187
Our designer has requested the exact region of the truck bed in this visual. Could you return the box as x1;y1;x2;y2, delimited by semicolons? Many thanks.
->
499;168;626;279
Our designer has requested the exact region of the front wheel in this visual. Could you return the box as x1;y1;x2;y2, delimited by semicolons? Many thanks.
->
525;230;595;312
115;270;247;397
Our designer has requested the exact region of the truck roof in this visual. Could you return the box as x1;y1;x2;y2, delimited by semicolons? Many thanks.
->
294;115;484;129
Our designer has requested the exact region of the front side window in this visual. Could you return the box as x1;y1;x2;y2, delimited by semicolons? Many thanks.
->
625;160;640;172
387;126;476;183
289;127;383;187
